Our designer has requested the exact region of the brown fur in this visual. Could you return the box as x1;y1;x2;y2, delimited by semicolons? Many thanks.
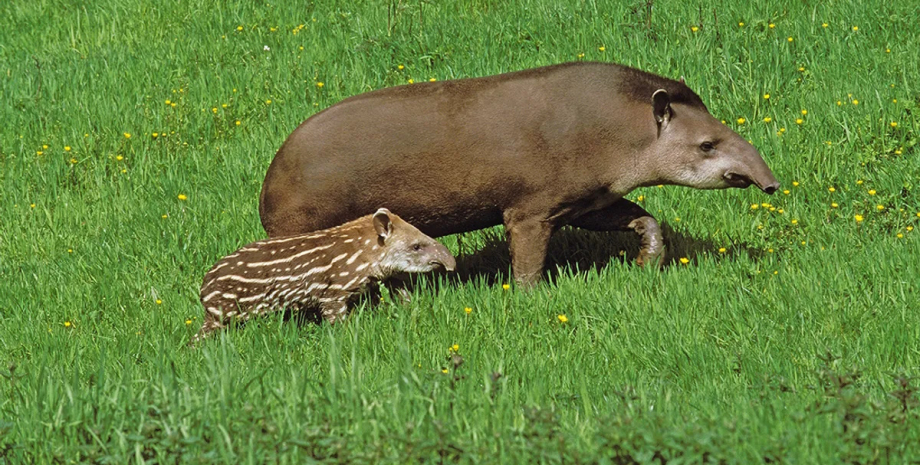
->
259;62;778;286
192;209;455;343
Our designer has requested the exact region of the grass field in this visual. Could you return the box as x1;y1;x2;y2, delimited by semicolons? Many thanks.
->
2;0;920;462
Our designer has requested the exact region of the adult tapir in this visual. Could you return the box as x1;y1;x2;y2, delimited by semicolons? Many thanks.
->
259;62;779;286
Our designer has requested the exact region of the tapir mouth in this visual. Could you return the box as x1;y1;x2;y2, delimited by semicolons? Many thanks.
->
430;260;456;272
724;172;778;195
723;172;753;189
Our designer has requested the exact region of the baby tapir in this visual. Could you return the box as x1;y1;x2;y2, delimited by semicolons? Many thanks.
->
192;208;456;343
260;61;779;287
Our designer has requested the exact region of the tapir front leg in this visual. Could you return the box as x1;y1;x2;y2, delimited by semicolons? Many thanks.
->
504;215;555;288
569;198;665;267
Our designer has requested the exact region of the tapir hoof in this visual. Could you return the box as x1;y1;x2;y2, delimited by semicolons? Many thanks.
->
629;216;665;269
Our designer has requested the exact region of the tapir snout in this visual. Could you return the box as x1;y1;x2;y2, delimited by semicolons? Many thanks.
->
729;143;780;195
723;147;780;195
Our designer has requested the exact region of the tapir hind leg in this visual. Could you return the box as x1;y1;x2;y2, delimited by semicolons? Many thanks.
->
568;198;665;268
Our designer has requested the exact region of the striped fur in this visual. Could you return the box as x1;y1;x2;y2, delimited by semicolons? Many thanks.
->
191;208;455;344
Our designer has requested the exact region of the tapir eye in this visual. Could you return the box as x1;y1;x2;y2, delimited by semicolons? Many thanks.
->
700;141;715;152
412;243;422;251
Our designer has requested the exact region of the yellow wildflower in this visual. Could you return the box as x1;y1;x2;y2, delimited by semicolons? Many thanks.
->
464;307;472;314
156;299;162;304
64;321;72;327
796;118;803;125
890;122;898;128
502;284;510;290
868;189;876;195
792;181;799;187
763;93;770;99
64;146;71;151
691;26;699;32
679;257;689;264
854;214;864;222
828;187;835;192
831;203;838;208
852;99;859;105
124;132;131;138
852;26;858;31
598;46;605;51
451;344;459;352
769;23;775;29
737;117;746;124
557;314;568;323
429;78;437;82
787;37;793;42
783;190;790;195
718;247;726;253
178;194;187;201
316;82;324;87
876;205;885;211
185;319;192;325
791;219;798;225
763;117;772;123
751;204;759;210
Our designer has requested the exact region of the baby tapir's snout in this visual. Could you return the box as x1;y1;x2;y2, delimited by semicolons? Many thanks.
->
191;208;455;344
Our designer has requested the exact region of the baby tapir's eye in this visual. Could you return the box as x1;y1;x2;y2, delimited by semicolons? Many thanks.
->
700;141;715;152
413;243;422;251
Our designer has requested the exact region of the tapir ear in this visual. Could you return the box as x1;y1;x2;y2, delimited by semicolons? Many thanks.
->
652;89;672;132
373;208;393;241
679;76;686;84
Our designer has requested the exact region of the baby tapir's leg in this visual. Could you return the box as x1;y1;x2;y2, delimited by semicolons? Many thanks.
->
569;198;665;268
320;299;349;323
190;312;227;345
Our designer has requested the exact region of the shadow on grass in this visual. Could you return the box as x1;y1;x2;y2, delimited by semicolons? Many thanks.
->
442;223;767;287
276;223;767;329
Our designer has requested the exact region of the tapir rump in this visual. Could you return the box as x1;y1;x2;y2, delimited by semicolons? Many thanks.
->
259;62;779;286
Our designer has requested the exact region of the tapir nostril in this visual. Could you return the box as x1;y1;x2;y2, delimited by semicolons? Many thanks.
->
762;183;779;195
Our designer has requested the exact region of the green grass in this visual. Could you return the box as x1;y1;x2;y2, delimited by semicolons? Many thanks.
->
2;0;920;462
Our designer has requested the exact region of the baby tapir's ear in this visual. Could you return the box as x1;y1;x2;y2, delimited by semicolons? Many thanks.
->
373;208;393;241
